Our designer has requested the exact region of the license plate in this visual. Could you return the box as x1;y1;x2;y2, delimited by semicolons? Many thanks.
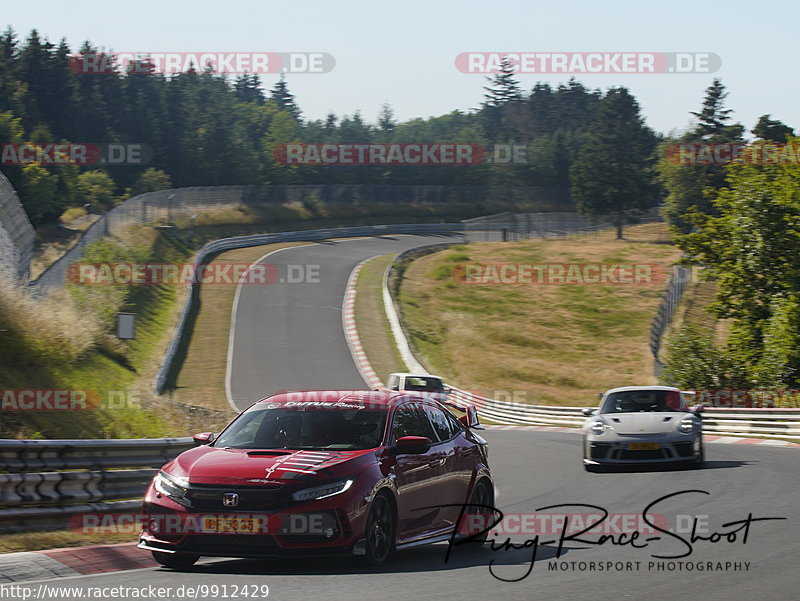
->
627;442;660;450
202;516;264;534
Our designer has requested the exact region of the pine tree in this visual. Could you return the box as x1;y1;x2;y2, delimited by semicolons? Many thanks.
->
570;88;657;239
752;115;795;142
690;79;742;141
482;57;522;106
269;74;301;120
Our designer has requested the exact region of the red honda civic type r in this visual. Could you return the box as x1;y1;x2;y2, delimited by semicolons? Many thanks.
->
138;390;493;568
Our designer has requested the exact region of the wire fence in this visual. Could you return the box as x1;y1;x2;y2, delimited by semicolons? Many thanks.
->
0;170;35;279
462;209;666;242
28;184;571;293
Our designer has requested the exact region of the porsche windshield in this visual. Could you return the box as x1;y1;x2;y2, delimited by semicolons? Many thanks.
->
600;390;687;414
214;406;389;450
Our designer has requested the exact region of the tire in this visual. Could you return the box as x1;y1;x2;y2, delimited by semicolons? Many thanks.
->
365;493;395;566
462;479;494;545
151;550;199;569
693;439;705;467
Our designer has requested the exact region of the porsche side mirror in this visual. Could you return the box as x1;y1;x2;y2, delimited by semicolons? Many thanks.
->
193;431;216;445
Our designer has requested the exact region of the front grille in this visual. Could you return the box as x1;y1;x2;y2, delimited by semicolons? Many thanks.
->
618;449;670;460
186;485;292;512
181;534;279;556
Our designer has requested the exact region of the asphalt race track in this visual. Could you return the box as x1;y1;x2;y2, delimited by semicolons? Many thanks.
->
226;234;462;408
30;234;800;601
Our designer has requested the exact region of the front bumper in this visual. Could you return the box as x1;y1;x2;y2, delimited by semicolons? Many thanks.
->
584;436;701;465
139;485;369;558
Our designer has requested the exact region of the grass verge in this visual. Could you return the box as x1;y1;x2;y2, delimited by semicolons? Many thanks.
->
0;530;137;554
169;242;307;411
396;224;682;406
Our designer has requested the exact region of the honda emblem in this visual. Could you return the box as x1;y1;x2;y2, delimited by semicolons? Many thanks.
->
222;492;239;507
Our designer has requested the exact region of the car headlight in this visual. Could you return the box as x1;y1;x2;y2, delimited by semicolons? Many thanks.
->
292;479;354;502
153;471;190;505
679;418;695;434
590;421;606;435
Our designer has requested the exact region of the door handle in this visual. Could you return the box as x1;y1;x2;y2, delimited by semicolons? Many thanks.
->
428;458;444;468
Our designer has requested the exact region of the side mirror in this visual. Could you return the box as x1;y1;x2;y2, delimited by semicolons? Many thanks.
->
389;436;433;455
581;407;596;417
193;431;216;445
458;406;483;429
391;385;400;391
442;386;451;394
692;405;705;414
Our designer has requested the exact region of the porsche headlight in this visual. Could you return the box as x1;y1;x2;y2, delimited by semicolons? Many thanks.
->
292;479;354;502
679;418;695;434
590;421;606;435
153;471;190;505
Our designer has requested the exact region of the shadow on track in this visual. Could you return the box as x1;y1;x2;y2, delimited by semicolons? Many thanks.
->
163;541;571;576
587;460;753;474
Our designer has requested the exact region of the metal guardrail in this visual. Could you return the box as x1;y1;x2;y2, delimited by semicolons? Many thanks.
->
152;224;467;394
29;184;570;293
381;244;800;439
0;438;193;533
650;265;692;375
0;437;194;473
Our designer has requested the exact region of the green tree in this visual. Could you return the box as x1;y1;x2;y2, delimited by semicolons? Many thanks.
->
131;168;172;195
569;87;657;239
269;74;301;120
751;114;795;142
76;170;116;209
658;79;744;232
678;138;800;386
20;163;60;224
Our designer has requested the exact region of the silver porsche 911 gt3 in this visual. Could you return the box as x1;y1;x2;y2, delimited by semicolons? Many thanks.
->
582;386;704;471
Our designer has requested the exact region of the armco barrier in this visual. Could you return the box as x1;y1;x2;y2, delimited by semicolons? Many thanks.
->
381;245;800;439
152;224;467;394
0;438;193;533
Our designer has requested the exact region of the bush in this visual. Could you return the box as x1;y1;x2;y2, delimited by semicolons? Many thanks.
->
0;273;101;366
59;206;87;223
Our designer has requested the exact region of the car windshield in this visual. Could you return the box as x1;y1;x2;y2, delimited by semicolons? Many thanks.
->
404;377;444;392
213;406;389;450
599;390;687;414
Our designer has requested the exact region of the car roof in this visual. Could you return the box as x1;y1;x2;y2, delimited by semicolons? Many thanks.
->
254;390;431;408
390;373;443;379
603;386;682;395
